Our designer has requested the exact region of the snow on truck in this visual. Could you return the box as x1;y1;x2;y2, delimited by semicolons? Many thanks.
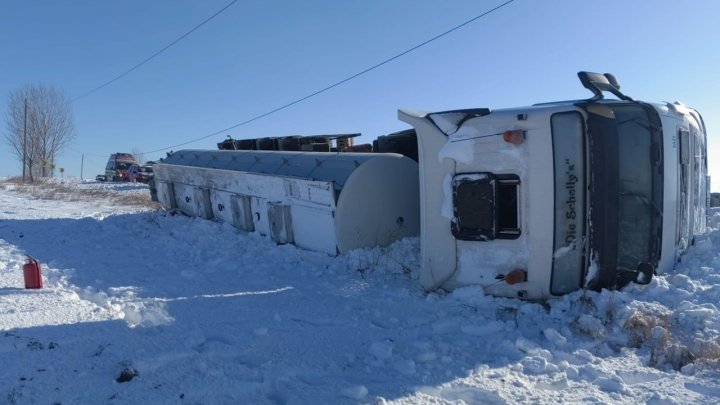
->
152;72;708;300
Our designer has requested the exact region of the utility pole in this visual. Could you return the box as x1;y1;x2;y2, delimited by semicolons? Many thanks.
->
80;154;84;180
22;98;27;182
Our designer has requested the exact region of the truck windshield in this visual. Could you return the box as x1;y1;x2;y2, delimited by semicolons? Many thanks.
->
613;105;661;283
577;103;663;292
550;104;663;294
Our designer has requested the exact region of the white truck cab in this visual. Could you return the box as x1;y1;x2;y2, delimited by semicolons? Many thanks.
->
400;72;707;300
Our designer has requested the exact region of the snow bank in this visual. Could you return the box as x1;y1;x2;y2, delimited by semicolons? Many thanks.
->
1;182;719;404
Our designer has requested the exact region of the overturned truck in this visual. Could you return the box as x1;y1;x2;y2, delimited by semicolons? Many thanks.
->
154;150;419;255
154;72;708;300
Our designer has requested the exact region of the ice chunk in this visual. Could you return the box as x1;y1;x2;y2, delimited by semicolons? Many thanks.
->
520;356;558;375
461;321;503;337
369;340;394;360
543;328;568;347
593;375;629;394
394;359;416;375
340;385;368;400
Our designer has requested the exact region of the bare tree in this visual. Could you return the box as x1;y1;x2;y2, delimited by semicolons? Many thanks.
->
4;84;75;181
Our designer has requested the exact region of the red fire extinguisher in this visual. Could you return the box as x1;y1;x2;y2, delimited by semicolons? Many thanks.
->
23;256;43;289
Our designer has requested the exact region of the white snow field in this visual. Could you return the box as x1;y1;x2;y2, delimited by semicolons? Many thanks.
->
1;178;719;404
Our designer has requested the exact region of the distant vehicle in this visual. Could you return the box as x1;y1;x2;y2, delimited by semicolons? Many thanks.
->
105;153;137;182
95;174;106;182
125;164;141;182
137;165;155;183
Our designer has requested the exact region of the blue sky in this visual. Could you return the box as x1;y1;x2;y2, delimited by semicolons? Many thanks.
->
1;0;719;186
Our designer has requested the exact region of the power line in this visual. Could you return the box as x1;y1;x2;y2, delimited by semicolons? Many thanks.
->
72;0;239;102
141;0;515;155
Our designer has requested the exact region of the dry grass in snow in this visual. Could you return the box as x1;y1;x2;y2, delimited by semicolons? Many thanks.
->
0;177;157;208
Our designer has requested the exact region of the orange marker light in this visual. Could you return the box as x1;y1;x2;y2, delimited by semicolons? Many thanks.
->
504;269;527;285
503;130;525;145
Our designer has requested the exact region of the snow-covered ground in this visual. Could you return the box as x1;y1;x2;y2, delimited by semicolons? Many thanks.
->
1;179;719;404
